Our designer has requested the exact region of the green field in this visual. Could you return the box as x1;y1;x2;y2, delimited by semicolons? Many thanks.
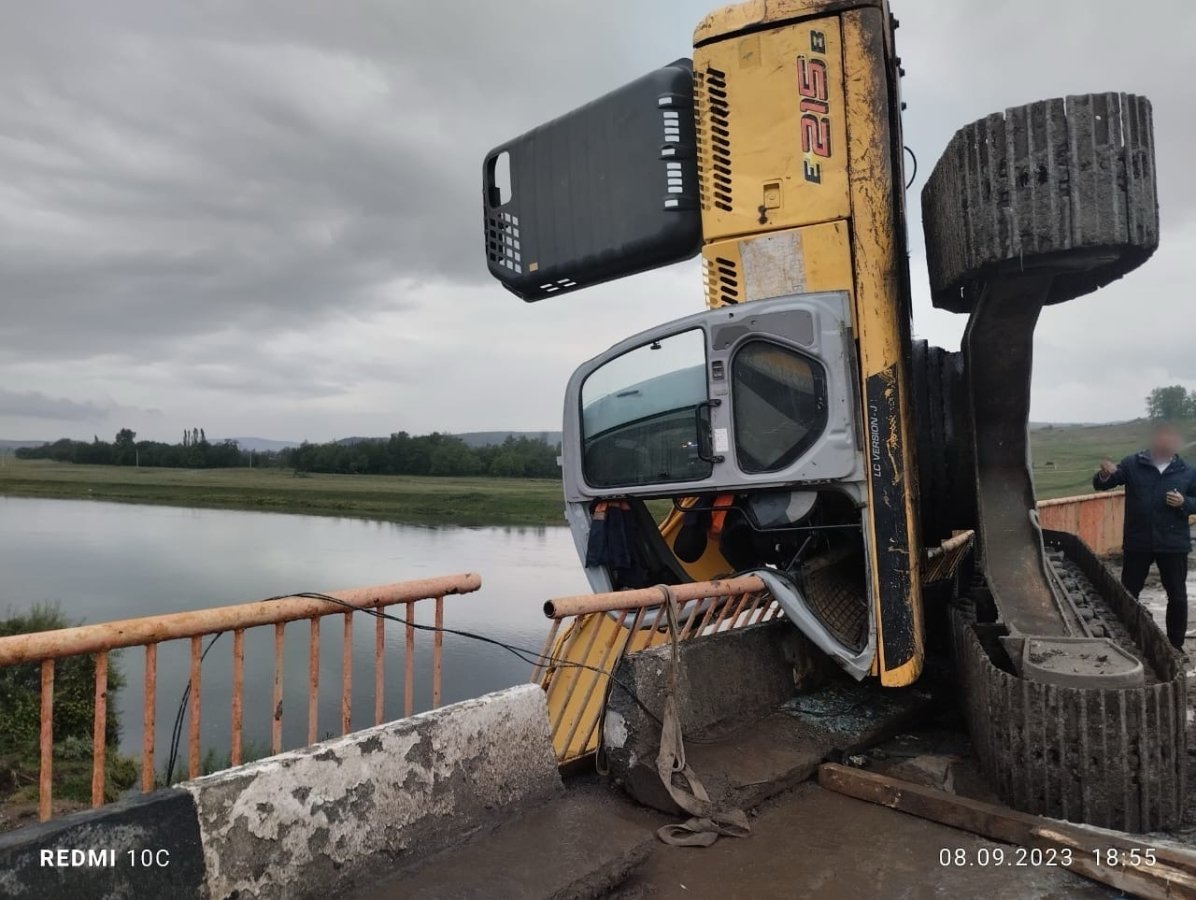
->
0;420;1177;525
0;459;566;527
1029;419;1185;499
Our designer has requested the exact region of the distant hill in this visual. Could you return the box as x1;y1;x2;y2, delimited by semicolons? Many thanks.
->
0;433;565;452
333;436;378;447
456;431;562;448
0;439;46;451
220;437;300;452
330;431;562;448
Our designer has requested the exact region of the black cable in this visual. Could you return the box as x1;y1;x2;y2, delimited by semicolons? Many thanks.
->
284;591;667;726
904;145;918;189
161;590;668;783
164;632;226;784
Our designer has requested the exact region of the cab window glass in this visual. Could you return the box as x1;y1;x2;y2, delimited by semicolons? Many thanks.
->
581;329;711;488
731;340;827;473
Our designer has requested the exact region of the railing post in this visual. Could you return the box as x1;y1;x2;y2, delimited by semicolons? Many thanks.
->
39;659;54;822
341;612;352;734
308;617;320;744
272;623;284;755
91;651;108;807
374;605;385;726
230;629;245;766
432;596;444;709
749;593;770;625
188;636;202;779
404;601;415;718
142;643;156;792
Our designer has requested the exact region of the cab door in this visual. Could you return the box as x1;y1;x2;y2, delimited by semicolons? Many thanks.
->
562;291;862;501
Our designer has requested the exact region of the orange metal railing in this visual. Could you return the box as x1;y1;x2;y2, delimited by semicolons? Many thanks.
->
536;576;779;764
1038;492;1125;556
0;573;480;822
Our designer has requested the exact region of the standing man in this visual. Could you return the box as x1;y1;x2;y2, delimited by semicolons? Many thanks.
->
1094;421;1196;649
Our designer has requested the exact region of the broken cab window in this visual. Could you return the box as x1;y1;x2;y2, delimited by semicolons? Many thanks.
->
581;329;711;488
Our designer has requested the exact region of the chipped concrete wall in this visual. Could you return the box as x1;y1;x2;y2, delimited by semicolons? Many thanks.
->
182;683;563;900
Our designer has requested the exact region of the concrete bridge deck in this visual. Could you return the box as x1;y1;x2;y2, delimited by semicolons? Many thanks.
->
354;775;1108;900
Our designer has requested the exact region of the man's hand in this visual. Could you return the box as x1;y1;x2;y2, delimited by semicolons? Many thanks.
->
1166;489;1184;508
1099;458;1118;479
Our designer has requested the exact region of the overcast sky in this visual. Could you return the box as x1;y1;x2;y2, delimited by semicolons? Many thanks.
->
1;0;1194;443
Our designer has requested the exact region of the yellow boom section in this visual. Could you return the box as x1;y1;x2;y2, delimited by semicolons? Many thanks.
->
693;0;923;686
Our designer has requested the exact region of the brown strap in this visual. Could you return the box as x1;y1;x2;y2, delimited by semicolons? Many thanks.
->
652;585;751;847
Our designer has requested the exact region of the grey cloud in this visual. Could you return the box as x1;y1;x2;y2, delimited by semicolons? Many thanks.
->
0;0;1193;440
0;0;654;365
0;388;158;422
900;0;1196;231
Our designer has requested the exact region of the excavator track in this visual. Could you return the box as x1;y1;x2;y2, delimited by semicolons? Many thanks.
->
922;93;1182;831
952;530;1187;832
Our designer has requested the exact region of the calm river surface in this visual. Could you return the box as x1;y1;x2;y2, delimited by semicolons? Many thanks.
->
0;496;587;771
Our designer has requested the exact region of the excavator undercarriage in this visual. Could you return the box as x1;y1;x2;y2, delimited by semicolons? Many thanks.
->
922;91;1184;829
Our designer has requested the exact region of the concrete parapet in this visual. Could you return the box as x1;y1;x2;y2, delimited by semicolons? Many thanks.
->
0;684;563;900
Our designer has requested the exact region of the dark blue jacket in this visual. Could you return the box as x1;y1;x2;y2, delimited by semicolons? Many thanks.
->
1093;452;1196;553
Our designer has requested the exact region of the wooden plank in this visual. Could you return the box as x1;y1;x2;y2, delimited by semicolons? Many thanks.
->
818;763;1196;899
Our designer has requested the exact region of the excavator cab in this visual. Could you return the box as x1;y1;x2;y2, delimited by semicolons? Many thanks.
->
561;292;875;677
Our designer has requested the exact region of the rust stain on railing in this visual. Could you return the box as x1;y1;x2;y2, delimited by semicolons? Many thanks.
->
270;623;284;757
1038;492;1125;556
0;572;481;822
538;575;779;764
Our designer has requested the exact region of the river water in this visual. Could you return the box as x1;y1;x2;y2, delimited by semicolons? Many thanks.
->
0;496;587;771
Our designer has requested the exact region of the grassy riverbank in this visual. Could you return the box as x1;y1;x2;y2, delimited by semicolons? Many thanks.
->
0;420;1175;523
0;459;565;526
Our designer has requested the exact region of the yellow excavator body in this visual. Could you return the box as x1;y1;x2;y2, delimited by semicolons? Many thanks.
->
693;0;923;685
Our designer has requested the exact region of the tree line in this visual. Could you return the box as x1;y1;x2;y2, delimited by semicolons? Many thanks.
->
284;432;560;478
16;429;561;479
16;428;249;468
1147;386;1196;421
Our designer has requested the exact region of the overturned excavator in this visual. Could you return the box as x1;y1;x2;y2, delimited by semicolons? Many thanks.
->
482;0;1184;831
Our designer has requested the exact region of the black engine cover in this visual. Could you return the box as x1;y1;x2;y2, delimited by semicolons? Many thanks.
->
482;59;702;302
